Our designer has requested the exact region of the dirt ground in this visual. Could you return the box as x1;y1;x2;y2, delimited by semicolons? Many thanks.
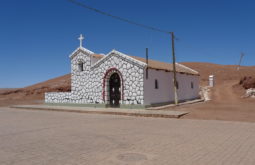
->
167;80;255;122
0;89;44;107
1;63;255;122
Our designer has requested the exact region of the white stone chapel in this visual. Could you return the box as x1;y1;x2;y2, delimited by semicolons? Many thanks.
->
45;34;200;108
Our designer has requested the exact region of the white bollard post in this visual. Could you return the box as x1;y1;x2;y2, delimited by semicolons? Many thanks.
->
209;75;214;87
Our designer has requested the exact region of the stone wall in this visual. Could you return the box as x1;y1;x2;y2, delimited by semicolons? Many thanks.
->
92;52;145;105
45;92;73;103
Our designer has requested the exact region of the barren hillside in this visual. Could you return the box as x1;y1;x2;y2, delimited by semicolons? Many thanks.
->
0;74;71;106
181;62;255;86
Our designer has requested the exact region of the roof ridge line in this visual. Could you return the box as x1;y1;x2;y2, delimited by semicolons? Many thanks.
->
91;49;147;69
176;63;199;74
69;47;94;58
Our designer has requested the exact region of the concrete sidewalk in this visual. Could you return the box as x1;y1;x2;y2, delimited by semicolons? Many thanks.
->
146;98;204;110
11;104;188;118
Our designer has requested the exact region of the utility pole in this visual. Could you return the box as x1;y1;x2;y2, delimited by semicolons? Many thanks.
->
146;48;149;79
171;32;178;105
237;53;245;71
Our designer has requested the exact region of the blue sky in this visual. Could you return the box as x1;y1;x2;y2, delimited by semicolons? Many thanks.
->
1;0;255;88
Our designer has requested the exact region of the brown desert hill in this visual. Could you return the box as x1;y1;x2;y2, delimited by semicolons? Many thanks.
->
25;74;71;93
0;88;19;94
0;74;71;106
181;62;255;86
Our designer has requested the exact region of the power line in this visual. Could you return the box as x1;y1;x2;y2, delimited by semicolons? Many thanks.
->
68;0;179;105
68;0;171;34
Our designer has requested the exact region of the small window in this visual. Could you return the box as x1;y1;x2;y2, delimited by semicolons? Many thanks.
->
176;81;179;89
155;79;158;89
78;62;84;72
191;82;194;89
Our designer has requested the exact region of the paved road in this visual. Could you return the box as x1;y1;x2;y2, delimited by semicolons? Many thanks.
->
1;107;255;165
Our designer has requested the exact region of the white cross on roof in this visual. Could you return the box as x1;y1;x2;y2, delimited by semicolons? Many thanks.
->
78;34;84;48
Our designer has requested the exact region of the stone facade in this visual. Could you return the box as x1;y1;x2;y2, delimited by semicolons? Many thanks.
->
45;47;146;105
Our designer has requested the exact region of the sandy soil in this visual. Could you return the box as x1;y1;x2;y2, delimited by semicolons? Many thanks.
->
1;62;255;122
166;80;255;122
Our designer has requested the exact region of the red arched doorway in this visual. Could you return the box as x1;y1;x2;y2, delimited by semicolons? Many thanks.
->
102;68;124;107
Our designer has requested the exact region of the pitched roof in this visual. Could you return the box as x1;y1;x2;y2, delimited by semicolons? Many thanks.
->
131;56;199;75
90;53;199;75
91;50;147;69
91;54;104;59
69;47;94;59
